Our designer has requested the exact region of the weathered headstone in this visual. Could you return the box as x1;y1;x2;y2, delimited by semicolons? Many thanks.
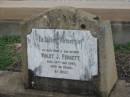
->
21;7;117;97
27;29;98;81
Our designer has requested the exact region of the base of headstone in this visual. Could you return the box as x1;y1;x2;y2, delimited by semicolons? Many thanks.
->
0;71;125;97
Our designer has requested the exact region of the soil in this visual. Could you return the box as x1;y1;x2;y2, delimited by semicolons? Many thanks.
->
7;61;22;72
115;50;130;83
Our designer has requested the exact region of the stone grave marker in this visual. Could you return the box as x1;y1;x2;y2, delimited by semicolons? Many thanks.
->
21;7;117;97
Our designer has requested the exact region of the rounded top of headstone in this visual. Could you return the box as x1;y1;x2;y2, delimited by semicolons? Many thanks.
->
22;7;100;36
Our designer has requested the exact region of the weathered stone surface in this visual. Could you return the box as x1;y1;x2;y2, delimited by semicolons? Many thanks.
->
27;29;98;81
0;71;24;94
98;21;118;97
110;80;130;97
21;7;117;97
0;72;128;97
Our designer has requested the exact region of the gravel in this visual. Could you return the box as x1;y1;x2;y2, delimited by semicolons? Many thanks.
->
115;50;130;83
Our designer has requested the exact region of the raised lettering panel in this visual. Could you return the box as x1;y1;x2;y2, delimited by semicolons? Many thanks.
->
27;29;98;81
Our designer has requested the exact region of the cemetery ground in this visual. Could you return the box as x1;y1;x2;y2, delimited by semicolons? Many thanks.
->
0;36;21;71
0;36;130;97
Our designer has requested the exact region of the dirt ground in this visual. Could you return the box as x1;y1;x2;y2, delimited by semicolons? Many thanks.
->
115;50;130;83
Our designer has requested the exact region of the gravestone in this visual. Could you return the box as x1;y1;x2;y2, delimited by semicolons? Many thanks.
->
21;7;117;97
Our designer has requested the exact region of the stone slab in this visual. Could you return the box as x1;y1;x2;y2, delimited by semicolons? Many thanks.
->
0;71;95;97
0;72;128;97
0;71;24;94
27;29;98;81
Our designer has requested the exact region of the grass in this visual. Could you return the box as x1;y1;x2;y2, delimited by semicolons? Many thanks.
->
0;36;21;70
114;42;130;52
